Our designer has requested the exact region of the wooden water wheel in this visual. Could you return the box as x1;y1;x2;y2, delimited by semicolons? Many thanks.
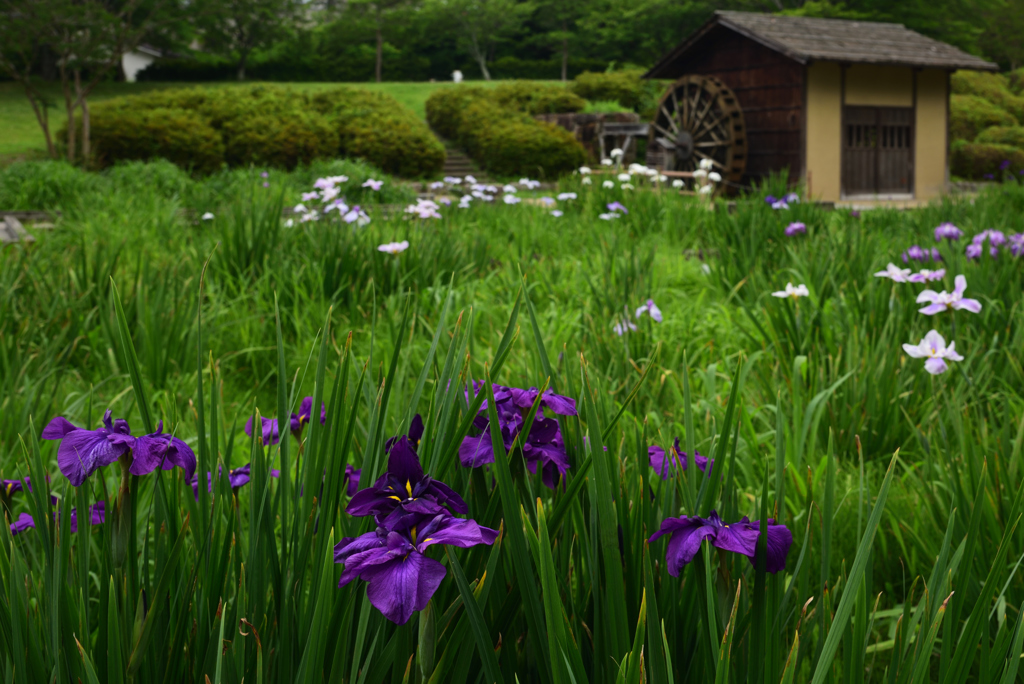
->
647;75;747;183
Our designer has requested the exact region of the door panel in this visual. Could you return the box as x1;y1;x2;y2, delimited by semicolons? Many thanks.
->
842;106;914;196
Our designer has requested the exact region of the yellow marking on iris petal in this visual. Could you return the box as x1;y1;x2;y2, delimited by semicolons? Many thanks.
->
5;483;13;495
410;526;418;543
387;495;401;501
421;538;433;544
405;480;413;498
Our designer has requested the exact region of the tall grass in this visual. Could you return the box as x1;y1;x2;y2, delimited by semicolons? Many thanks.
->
1;159;1023;682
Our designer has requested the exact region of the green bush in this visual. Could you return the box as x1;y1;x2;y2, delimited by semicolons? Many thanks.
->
425;87;489;139
60;85;444;177
1007;67;1024;96
976;125;1024;149
950;94;1017;141
951;141;1024;179
311;89;446;178
458;99;585;177
492;81;586;114
88;106;225;174
570;69;665;118
425;87;586;177
220;112;340;169
951;70;1024;122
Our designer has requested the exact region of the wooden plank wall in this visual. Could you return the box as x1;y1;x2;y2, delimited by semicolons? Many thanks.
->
653;26;805;185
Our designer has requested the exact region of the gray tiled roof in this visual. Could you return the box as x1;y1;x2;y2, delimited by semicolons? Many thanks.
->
650;11;997;75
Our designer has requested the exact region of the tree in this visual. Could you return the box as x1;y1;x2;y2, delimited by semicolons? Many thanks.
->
436;0;534;80
979;0;1024;69
196;0;297;80
534;0;588;81
350;0;416;82
0;0;180;162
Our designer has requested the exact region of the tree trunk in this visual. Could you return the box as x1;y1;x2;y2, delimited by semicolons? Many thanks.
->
238;49;248;81
76;70;90;165
468;32;490;80
375;14;383;83
60;66;76;163
21;84;56;158
561;32;568;82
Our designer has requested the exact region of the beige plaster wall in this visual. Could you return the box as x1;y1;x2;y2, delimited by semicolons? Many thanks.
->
915;70;949;200
804;62;842;202
844;65;914;107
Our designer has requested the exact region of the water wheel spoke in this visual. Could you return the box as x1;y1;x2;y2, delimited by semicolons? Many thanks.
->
659;105;679;134
692;150;725;170
648;74;746;180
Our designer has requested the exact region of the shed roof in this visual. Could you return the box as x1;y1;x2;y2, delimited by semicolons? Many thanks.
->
647;11;997;77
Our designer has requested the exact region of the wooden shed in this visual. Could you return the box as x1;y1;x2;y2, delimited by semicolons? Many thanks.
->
644;11;996;202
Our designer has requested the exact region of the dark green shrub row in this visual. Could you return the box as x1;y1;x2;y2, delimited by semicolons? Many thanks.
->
491;81;586;115
951;70;1024;123
63;85;444;177
950;94;1017;142
951;140;1024;178
425;87;585;178
570;69;665;119
976;125;1024;148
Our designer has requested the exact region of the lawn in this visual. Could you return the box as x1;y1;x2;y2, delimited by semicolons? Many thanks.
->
0;80;514;160
2;156;1024;682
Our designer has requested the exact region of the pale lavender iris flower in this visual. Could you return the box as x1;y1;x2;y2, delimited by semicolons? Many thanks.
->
917;275;982;315
874;263;912;283
635;299;663;322
903;329;963;375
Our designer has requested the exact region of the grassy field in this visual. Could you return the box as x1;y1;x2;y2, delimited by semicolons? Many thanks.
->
2;156;1024;682
0;80;515;160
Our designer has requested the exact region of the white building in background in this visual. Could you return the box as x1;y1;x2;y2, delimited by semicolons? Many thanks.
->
121;44;163;82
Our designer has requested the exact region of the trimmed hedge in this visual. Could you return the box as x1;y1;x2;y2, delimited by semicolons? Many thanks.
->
88;107;225;174
311;90;446;178
951;141;1024;179
951;70;1024;123
950;94;1017;142
62;85;444;177
976;125;1024;148
425;87;586;178
491;81;586;115
570;69;664;119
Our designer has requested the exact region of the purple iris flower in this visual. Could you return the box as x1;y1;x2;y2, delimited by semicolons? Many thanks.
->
458;384;575;489
290;396;327;434
1;476;57;503
648;438;711;479
902;245;926;263
931;247;942;262
244;415;280;446
934;223;962;242
9;512;35;535
130;421;197;480
984;173;995;180
606;202;628;214
764;195;777;205
348;426;467;532
41;410;135;487
648;510;793;575
189;463;281;499
9;502;106;536
335;512;498;625
344;464;362;497
966;243;983;260
1009;233;1024;257
1000;159;1011;171
849;210;860;218
784;222;806;237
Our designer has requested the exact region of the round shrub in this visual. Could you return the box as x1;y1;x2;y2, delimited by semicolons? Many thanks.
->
950;94;1017;141
951;70;1024;122
425;87;488;139
87;106;225;174
492;81;585;114
311;89;445;178
951;141;1024;179
221;112;339;169
60;85;444;177
459;100;585;178
976;125;1024;149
